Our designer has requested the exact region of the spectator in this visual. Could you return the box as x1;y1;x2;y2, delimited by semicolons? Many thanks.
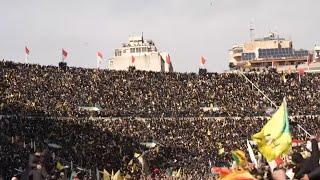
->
1;60;320;178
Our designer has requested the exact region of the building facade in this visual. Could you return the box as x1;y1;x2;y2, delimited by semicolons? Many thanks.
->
228;32;319;71
108;35;173;72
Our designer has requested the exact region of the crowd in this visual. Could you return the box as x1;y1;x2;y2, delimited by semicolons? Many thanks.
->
1;60;320;117
1;115;319;179
1;60;320;179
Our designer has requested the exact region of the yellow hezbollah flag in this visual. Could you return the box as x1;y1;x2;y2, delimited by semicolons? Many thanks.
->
231;150;247;167
103;169;111;180
175;168;182;177
112;170;123;180
252;99;292;161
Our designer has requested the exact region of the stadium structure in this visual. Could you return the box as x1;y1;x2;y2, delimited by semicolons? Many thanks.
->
108;35;173;72
229;32;320;71
2;33;320;179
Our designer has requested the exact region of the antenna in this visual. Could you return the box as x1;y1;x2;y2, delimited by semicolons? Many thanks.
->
274;26;278;39
250;22;255;42
142;32;144;43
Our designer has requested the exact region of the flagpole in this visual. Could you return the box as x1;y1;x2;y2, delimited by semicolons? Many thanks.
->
299;73;301;83
61;49;63;63
241;71;313;141
96;168;100;180
97;56;99;69
239;71;278;108
297;124;311;137
25;53;28;64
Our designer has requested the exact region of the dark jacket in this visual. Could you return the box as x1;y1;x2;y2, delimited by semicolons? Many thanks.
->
21;154;48;180
28;154;40;171
308;166;320;180
294;139;320;179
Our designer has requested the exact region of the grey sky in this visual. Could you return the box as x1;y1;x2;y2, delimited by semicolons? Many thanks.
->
0;0;319;72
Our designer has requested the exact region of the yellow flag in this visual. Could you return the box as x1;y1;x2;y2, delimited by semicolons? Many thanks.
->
220;169;256;180
112;170;123;180
131;163;137;173
175;168;182;177
56;161;63;170
134;153;141;158
252;99;292;161
207;129;212;136
218;148;225;155
244;61;251;67
231;150;247;167
103;169;111;180
134;152;144;168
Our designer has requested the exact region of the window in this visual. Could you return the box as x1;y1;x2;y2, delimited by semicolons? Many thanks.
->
130;48;135;53
136;48;141;53
115;49;122;56
142;47;147;52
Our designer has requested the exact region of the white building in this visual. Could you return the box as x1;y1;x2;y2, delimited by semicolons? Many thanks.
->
108;35;173;72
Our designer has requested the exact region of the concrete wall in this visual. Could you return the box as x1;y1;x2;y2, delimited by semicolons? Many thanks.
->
109;53;166;72
243;39;292;52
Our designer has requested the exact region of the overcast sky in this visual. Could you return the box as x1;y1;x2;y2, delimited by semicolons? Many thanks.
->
0;0;319;72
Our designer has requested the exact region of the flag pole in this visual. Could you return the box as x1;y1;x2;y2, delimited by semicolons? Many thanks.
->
96;168;100;180
61;49;63;63
97;56;99;69
239;71;278;108
299;73;301;83
25;53;28;64
297;124;311;137
240;72;313;137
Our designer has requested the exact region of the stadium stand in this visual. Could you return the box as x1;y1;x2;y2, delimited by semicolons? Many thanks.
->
1;60;320;179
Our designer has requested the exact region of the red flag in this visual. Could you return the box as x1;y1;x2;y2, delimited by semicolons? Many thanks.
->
268;157;284;171
211;167;231;176
25;46;30;55
298;68;305;75
131;55;135;64
166;55;171;64
200;56;206;65
97;51;103;59
292;139;303;147
62;48;68;60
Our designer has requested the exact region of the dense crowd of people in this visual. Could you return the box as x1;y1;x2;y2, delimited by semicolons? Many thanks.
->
1;60;320;179
1;115;319;179
0;115;315;178
1;60;320;117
